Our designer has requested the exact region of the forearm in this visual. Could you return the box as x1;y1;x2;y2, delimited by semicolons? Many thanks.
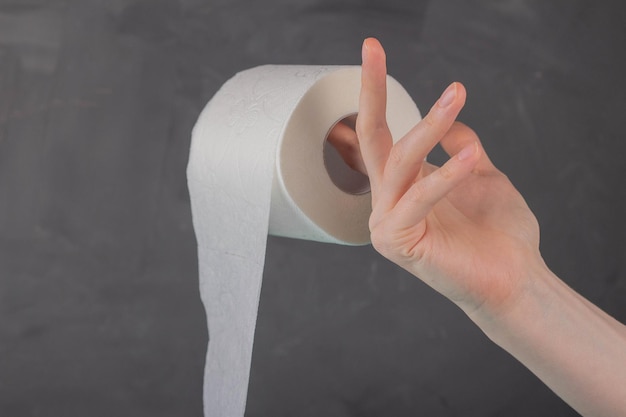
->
467;262;626;417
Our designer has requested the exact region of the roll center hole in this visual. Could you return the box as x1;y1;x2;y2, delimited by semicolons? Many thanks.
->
323;113;371;195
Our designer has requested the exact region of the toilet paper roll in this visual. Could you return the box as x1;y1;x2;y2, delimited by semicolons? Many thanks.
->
187;65;421;417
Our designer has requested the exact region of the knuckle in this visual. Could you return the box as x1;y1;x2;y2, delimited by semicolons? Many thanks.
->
369;227;386;253
406;182;425;203
356;119;389;140
387;144;404;167
438;163;455;180
421;113;436;129
369;225;393;257
368;212;381;231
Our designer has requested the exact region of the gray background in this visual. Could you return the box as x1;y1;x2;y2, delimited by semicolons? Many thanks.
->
1;1;625;416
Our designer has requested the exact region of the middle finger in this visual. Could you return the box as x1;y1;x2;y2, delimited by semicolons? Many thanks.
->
376;82;468;213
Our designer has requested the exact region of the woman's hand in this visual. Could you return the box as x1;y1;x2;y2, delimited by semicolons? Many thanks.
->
352;38;543;316
329;38;626;417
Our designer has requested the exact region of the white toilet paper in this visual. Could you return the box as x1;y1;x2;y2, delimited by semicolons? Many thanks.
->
187;65;420;417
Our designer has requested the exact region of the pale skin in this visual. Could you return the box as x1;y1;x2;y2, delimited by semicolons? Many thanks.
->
328;38;626;417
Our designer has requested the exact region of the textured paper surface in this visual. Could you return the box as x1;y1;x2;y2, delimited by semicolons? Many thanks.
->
187;65;420;417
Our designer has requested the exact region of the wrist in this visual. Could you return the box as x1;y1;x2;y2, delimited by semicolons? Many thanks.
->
462;257;626;417
463;255;558;341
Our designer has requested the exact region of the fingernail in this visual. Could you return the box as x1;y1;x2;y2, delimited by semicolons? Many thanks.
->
457;142;477;161
362;38;370;63
438;83;457;108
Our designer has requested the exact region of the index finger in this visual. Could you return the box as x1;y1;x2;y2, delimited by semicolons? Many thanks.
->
356;38;393;196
